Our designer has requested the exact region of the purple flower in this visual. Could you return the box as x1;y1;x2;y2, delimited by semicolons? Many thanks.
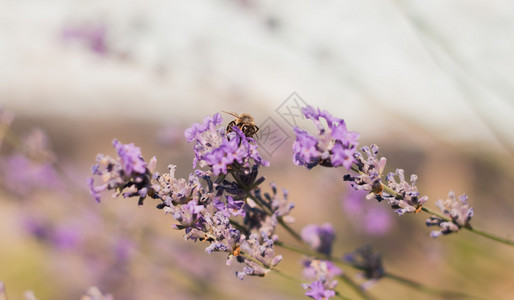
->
426;191;473;238
293;128;319;168
184;113;223;143
53;226;81;251
88;177;102;203
61;23;109;55
301;223;335;256
304;280;336;300
293;106;359;170
186;114;268;175
212;196;245;218
113;139;147;175
329;142;354;169
89;140;154;203
0;154;62;197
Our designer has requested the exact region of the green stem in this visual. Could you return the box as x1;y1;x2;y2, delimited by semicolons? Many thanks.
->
381;182;514;247
276;240;482;299
277;217;303;243
421;206;514;246
338;273;373;300
384;272;484;300
420;206;448;221
465;226;514;246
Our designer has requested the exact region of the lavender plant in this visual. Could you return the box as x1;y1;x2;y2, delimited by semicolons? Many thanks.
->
88;106;513;299
292;107;512;245
90;114;288;280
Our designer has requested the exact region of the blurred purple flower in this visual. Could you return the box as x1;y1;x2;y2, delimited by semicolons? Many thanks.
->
22;217;81;251
342;190;393;236
53;226;81;251
0;154;62;196
301;223;335;256
304;280;335;300
363;208;392;236
115;238;135;262
61;23;108;55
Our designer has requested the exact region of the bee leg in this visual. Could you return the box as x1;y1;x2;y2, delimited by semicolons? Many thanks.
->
227;121;236;132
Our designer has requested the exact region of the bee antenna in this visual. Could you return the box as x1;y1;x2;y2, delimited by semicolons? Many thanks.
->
221;111;239;118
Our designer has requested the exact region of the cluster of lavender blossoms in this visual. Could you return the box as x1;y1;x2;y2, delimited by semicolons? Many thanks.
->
87;106;484;299
342;144;428;216
292;106;359;170
292;106;473;240
426;191;473;238
90;113;291;280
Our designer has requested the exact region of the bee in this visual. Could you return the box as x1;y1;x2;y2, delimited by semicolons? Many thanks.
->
222;111;259;138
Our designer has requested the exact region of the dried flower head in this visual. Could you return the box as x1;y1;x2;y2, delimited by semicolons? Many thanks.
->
344;145;428;215
426;191;473;238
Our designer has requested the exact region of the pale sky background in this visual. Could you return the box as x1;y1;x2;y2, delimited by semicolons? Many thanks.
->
1;0;513;152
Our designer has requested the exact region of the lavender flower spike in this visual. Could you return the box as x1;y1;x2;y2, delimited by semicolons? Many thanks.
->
343;145;428;215
385;169;428;216
343;145;387;201
426;191;473;238
186;113;268;175
113;139;147;174
293;106;359;170
301;223;335;256
89;139;155;203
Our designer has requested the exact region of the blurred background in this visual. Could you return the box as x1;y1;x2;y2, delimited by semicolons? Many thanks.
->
1;0;514;299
